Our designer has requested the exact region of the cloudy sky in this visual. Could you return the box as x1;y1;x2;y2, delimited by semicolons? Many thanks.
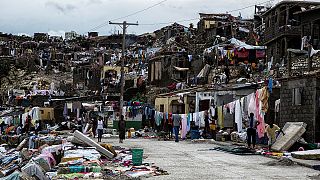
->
1;0;279;37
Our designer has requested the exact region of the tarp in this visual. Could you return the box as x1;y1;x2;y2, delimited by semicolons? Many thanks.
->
229;38;266;50
197;64;211;78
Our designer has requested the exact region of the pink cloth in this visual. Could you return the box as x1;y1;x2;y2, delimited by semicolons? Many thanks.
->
255;89;265;138
229;101;235;114
181;114;188;139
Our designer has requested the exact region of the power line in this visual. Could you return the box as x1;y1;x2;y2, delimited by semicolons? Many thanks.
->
110;0;168;22
227;0;273;13
134;0;274;27
88;0;168;32
139;18;199;26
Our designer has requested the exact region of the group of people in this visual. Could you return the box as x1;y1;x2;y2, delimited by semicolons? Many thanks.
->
246;113;285;150
0;115;42;136
84;115;126;144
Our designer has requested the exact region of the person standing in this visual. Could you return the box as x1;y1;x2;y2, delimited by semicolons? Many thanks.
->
97;118;104;142
247;113;259;149
24;115;31;135
173;112;181;142
16;124;23;135
265;122;285;150
118;115;126;143
204;111;210;138
92;118;98;138
224;65;230;84
35;120;41;135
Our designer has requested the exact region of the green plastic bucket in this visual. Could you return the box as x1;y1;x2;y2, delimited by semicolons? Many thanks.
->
131;148;143;166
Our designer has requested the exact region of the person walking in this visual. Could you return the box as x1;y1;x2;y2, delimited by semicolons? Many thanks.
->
173;112;181;142
118;115;126;143
97;118;104;142
247;113;259;149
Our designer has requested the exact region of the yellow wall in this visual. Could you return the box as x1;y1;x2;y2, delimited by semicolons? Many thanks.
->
155;96;189;114
101;66;129;79
204;20;216;29
39;108;54;120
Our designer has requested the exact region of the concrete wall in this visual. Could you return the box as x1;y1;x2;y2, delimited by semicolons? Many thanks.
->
101;66;129;79
155;96;189;114
39;108;54;121
280;77;317;143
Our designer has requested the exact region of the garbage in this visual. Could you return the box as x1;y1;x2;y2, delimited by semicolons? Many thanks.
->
262;158;295;166
0;130;168;180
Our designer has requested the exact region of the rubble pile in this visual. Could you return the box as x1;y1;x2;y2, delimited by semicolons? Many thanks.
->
0;131;168;180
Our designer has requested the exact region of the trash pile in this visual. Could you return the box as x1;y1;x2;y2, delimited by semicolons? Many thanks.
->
0;131;168;180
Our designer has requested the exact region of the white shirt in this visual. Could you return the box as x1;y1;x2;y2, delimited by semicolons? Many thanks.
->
97;120;104;130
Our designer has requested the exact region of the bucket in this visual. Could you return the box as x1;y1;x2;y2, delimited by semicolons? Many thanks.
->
191;130;200;140
131;148;143;166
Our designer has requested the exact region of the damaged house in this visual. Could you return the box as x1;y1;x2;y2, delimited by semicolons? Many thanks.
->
263;1;320;63
148;51;190;87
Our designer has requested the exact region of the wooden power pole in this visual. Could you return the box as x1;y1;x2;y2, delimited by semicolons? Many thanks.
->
109;21;138;118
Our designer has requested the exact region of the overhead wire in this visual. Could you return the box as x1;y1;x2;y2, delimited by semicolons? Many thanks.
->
88;0;169;32
138;0;274;26
88;0;306;32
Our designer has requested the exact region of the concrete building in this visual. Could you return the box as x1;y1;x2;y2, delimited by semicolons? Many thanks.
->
263;1;320;63
279;75;320;143
148;52;190;87
33;33;48;42
65;31;78;41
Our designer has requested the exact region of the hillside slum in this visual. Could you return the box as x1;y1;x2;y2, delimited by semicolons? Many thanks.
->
1;1;320;179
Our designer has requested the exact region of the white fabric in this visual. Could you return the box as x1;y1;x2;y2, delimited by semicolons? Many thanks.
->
22;113;28;126
235;100;242;133
199;111;205;127
248;93;256;115
229;101;235;114
275;99;281;112
210;106;215;118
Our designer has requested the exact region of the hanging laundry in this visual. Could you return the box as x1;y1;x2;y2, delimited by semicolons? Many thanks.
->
199;111;205;127
209;106;215;118
187;113;191;132
217;106;224;128
248;93;256;115
181;114;188;139
275;99;281;112
255;89;265;138
228;101;235;114
234;100;242;133
155;112;163;127
260;87;269;113
268;78;273;93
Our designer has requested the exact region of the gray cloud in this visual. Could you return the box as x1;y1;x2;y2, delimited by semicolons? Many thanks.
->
45;1;77;13
0;0;279;36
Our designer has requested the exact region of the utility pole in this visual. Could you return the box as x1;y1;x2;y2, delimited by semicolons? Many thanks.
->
109;21;138;118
